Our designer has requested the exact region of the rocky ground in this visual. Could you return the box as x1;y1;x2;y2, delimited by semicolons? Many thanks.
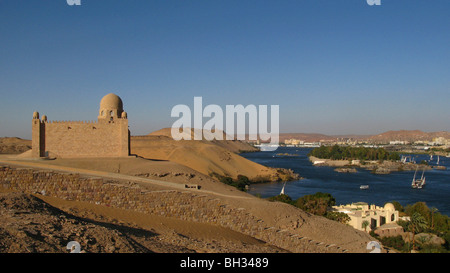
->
0;190;286;253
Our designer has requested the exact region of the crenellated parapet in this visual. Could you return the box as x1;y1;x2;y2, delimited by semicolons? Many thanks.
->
46;120;99;124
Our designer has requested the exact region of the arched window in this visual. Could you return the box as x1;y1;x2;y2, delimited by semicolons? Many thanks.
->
391;214;395;221
110;110;114;116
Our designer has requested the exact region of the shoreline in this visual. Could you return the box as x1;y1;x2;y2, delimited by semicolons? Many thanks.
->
309;156;446;174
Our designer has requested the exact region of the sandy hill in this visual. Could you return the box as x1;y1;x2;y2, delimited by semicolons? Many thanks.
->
148;127;258;153
29;156;255;196
0;137;31;154
131;128;289;181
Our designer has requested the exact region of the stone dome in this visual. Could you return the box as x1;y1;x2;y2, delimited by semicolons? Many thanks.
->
100;93;123;111
384;203;395;211
98;93;124;120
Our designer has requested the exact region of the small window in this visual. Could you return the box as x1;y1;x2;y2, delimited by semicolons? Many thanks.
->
391;214;395;221
110;110;114;116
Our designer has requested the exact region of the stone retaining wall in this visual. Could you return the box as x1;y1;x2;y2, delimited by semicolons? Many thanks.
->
0;165;346;253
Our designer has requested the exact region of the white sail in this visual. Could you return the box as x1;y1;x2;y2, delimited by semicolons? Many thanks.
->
280;182;287;195
412;167;426;189
412;167;418;187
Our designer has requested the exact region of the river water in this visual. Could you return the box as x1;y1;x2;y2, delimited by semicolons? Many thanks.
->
242;147;450;216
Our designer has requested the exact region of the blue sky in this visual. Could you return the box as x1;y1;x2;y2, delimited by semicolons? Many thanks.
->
0;0;449;138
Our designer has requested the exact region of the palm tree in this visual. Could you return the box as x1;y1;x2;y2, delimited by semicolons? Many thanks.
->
409;212;428;251
362;220;369;232
431;207;438;230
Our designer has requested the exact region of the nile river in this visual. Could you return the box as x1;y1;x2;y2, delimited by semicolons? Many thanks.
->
241;147;450;216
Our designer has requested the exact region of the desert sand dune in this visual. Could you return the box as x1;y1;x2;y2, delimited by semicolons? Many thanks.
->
131;129;281;181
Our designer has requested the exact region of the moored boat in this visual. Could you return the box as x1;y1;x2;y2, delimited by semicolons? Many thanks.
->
411;167;426;189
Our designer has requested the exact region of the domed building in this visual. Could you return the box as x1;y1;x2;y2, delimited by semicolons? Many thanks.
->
330;202;400;234
98;93;125;121
384;202;396;212
32;93;130;158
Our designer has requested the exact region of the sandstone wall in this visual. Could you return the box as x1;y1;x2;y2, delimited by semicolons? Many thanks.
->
0;165;347;253
32;120;129;158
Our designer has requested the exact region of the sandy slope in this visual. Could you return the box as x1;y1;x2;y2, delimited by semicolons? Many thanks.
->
0;159;377;253
0;138;31;154
131;132;281;181
0;135;379;253
19;156;252;196
0;189;283;253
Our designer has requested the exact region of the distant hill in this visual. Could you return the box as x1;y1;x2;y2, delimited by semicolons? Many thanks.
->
279;133;337;142
0;137;31;154
147;127;257;153
279;130;450;143
279;133;370;142
368;130;450;143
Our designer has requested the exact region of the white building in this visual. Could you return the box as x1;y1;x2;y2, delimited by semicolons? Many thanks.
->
330;202;399;232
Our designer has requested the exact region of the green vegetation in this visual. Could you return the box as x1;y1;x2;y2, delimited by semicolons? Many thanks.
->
210;173;250;191
308;145;401;161
377;235;410;252
325;211;351;224
376;201;450;253
430;147;450;153
419;160;429;165
362;220;369;232
211;169;299;191
295;192;335;216
268;194;293;204
267;191;450;252
267;192;350;224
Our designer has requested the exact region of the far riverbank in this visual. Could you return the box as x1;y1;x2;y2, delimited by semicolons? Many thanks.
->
242;147;450;217
309;156;446;175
